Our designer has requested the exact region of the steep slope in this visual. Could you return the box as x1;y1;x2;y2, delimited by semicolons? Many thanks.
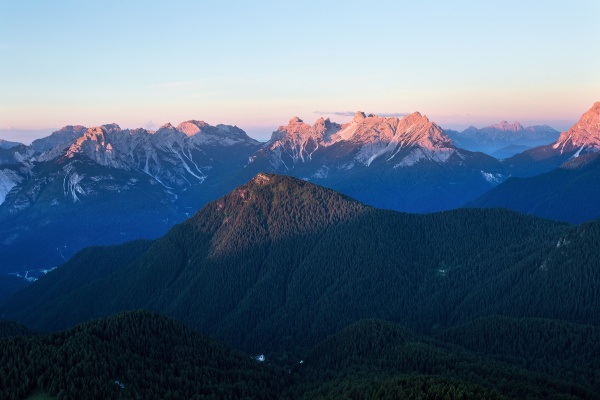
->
2;174;581;356
503;101;600;176
0;121;261;279
468;152;600;223
447;121;559;154
246;112;506;212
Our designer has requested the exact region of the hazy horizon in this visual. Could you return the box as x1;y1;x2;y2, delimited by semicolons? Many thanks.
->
0;113;580;145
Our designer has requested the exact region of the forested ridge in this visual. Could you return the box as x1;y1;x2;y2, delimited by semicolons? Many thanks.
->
441;316;600;389
0;311;288;400
1;313;598;399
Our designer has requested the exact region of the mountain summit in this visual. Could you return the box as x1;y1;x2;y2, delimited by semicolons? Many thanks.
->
552;101;600;154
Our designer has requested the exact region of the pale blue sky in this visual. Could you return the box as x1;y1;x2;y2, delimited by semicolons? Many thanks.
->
1;0;599;142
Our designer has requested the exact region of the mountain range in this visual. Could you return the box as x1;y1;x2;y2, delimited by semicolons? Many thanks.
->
446;121;560;156
0;101;598;292
0;120;261;280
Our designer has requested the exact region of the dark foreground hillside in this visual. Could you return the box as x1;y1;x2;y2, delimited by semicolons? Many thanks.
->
1;312;597;400
0;311;287;400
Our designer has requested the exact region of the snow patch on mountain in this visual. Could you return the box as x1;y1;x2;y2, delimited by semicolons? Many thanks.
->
0;169;22;205
394;147;455;168
312;165;329;179
480;171;504;184
63;164;86;202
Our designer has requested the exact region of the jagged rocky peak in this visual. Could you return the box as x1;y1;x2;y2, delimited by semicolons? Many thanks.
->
577;101;600;130
76;126;107;143
100;123;122;133
402;111;429;125
352;111;366;122
553;101;600;153
270;116;313;142
157;122;176;131
313;117;341;141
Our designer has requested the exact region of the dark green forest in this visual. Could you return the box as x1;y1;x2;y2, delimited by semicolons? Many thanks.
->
0;311;288;400
1;312;598;400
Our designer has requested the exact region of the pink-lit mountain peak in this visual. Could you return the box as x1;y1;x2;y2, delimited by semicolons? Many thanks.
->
176;120;210;136
263;111;456;168
272;111;451;148
553;101;600;152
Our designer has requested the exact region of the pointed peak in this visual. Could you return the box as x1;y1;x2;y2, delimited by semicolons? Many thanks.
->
86;126;106;135
289;116;303;124
100;123;121;132
352;111;366;122
553;101;600;152
158;122;176;131
403;112;430;124
204;173;367;257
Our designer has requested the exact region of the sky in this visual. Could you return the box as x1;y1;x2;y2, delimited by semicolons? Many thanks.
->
1;0;599;143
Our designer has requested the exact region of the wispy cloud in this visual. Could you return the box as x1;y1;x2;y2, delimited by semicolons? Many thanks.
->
314;111;410;118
